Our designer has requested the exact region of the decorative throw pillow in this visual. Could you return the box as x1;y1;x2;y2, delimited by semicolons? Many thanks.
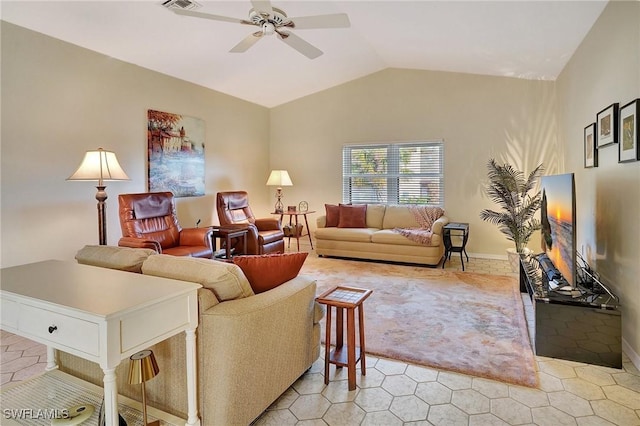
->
338;204;367;228
233;252;308;294
325;204;340;227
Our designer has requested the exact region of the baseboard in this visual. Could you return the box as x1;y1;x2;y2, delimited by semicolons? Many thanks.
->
467;252;508;261
622;338;640;371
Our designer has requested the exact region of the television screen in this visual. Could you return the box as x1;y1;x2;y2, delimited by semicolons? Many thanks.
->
540;173;576;288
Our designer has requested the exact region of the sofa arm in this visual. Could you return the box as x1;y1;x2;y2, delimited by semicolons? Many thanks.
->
180;227;213;246
254;217;281;231
118;237;161;253
432;215;450;235
200;275;318;425
316;215;327;228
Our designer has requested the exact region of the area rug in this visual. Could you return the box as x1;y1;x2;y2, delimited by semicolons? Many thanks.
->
302;255;538;388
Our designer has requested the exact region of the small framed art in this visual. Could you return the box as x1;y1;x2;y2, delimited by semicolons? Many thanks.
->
584;123;597;168
619;98;639;163
596;103;619;147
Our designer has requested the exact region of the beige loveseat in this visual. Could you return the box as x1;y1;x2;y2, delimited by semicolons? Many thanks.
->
58;245;322;426
315;204;449;266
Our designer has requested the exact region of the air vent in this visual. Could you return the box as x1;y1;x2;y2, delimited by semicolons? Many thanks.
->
162;0;201;11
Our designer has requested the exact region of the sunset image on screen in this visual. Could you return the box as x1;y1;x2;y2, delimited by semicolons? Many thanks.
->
540;174;575;286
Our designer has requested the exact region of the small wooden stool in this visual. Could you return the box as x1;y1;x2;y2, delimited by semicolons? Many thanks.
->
316;286;373;391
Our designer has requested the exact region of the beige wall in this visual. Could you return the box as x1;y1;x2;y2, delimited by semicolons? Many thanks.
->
556;1;640;367
270;68;559;257
1;22;271;267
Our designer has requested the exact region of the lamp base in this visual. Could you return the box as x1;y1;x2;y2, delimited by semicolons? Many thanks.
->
146;421;160;426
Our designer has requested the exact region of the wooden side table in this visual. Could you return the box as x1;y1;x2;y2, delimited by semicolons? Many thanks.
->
316;286;373;391
210;226;248;259
276;210;316;251
442;222;470;271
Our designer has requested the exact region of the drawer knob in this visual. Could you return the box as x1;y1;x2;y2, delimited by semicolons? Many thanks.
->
48;325;57;334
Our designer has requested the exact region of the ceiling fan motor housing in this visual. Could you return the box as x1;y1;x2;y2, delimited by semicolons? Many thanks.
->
249;7;290;35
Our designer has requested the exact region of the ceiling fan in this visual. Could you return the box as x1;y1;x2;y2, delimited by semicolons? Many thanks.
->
166;0;350;59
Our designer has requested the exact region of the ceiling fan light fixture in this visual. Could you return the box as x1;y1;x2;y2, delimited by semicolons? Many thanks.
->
263;22;276;35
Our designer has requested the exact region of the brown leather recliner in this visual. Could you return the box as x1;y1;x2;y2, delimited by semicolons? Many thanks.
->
216;191;285;255
118;191;213;258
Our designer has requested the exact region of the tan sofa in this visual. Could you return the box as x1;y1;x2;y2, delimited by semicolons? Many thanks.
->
315;204;449;266
58;245;322;426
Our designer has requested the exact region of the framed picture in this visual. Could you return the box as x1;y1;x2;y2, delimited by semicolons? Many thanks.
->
619;99;640;163
584;123;597;168
147;109;205;197
596;103;619;147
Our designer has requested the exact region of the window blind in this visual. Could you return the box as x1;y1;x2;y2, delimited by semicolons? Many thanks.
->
342;141;444;206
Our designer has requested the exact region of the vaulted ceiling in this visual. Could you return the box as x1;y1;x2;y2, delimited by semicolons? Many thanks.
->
1;1;608;107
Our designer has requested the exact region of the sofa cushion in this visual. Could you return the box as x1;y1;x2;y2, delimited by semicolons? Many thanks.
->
315;227;375;243
233;252;308;294
382;205;422;229
338;204;367;228
142;254;254;301
325;204;340;227
371;229;441;247
75;245;156;273
366;204;386;229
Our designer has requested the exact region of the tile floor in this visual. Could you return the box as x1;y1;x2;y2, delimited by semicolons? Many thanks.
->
2;244;639;425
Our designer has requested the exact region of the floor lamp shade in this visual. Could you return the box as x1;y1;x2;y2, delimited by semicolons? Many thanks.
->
266;170;293;214
67;148;129;245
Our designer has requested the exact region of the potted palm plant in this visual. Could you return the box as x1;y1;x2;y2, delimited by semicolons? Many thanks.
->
480;159;544;271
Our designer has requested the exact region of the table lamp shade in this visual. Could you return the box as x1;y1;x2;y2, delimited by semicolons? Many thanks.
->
266;170;292;214
128;350;159;384
68;148;130;185
266;170;293;187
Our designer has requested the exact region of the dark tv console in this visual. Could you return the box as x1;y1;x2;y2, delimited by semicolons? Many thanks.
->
519;254;622;368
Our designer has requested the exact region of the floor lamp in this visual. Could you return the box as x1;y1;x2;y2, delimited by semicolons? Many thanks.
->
67;148;129;245
128;350;160;426
266;170;293;214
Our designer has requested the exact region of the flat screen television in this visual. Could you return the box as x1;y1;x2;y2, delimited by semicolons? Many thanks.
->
540;173;577;288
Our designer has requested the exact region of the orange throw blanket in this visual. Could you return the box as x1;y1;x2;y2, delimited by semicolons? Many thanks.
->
393;206;445;245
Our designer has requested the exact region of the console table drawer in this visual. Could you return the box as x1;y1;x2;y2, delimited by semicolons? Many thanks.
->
18;304;100;356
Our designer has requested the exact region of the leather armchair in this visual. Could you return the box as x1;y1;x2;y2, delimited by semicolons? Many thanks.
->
216;191;285;255
118;192;213;258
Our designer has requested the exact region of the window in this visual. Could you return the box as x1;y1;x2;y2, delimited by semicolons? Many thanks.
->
342;141;444;206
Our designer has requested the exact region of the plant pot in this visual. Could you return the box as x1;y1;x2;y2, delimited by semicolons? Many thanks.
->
506;248;521;273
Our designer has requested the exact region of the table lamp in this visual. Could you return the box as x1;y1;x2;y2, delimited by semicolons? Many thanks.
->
128;350;160;426
266;170;293;214
67;147;129;245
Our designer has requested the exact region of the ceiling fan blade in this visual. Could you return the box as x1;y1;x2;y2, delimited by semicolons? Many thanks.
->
250;0;273;15
288;13;351;30
172;8;249;25
230;32;263;53
278;31;323;59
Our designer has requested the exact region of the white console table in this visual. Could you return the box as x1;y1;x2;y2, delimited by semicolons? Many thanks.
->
0;260;202;426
